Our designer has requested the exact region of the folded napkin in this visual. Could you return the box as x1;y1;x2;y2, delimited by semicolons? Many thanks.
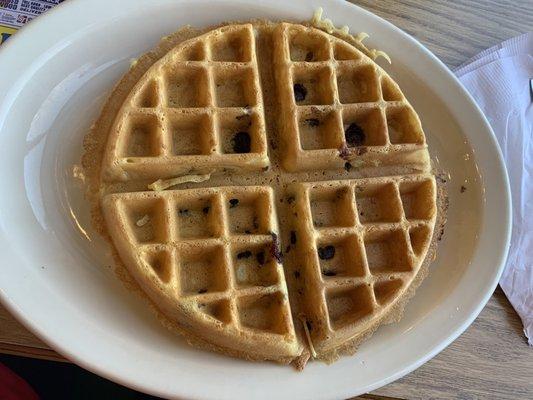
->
455;33;532;345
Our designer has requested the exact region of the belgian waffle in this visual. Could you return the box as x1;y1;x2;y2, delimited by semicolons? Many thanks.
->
84;20;439;369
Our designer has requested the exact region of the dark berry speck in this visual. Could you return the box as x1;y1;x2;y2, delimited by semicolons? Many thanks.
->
305;51;314;61
323;270;337;277
202;206;210;214
197;288;208;294
290;230;297;244
232;131;251;153
345;123;366;147
318;245;335;260
229;199;239;208
270;232;283;263
293;83;307;102
305;118;320;127
256;251;265;265
237;250;252;259
344;162;352;171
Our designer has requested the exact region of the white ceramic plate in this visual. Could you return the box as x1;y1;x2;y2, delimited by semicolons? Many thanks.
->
0;0;511;399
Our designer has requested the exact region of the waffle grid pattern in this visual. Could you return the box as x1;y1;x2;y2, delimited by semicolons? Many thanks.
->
105;185;297;340
103;24;269;181
288;175;436;352
273;23;428;172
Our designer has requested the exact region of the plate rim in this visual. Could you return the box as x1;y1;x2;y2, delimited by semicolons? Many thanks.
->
0;0;512;398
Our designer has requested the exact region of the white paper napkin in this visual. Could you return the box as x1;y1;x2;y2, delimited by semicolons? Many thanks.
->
455;33;532;345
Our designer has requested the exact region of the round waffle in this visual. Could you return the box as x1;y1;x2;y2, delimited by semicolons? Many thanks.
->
84;21;438;369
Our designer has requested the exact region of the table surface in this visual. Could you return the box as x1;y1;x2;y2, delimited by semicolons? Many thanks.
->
1;1;532;399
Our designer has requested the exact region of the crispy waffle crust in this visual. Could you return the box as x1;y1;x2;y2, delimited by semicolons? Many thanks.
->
83;20;443;369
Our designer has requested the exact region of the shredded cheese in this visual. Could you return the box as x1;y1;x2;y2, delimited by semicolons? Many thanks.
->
311;7;391;64
369;49;392;64
136;214;150;227
354;31;369;42
72;164;85;183
300;316;317;358
148;173;212;191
